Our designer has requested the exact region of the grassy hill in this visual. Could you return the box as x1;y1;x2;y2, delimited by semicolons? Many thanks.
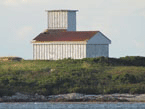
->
0;56;145;96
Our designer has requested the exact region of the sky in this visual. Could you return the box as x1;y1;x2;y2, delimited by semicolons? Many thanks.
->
0;0;145;59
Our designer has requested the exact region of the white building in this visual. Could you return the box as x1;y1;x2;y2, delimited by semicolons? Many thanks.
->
31;10;111;60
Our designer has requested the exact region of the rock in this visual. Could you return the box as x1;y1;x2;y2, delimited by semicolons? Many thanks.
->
83;95;97;100
65;93;84;99
34;94;47;101
1;93;145;102
11;92;29;100
0;98;3;102
131;94;145;102
40;95;46;100
35;93;38;96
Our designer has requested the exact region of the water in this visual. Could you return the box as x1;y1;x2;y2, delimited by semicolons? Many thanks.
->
0;102;145;109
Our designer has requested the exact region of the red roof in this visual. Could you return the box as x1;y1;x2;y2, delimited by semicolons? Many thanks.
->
33;30;98;41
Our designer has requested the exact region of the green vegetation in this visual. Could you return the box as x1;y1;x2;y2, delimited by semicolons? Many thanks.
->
0;56;145;97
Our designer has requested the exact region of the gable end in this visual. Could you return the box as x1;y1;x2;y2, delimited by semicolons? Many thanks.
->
87;31;111;44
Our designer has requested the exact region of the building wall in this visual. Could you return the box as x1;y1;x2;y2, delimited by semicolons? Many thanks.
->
87;32;111;44
86;32;111;58
67;11;76;31
86;44;109;58
33;43;86;60
47;11;76;31
47;11;68;29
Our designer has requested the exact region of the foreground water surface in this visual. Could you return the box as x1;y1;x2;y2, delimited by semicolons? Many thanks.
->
0;102;145;109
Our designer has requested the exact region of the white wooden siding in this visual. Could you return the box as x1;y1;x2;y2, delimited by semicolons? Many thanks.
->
49;44;53;60
33;43;86;60
47;12;68;30
33;44;36;60
33;43;109;60
42;44;45;60
37;44;40;59
47;11;76;31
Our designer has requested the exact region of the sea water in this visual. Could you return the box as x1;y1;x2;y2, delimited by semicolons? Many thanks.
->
0;102;145;109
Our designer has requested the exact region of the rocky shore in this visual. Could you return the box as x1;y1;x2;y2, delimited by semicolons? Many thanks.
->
1;93;145;102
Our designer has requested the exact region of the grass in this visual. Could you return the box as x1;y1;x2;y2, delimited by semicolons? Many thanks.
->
0;56;145;96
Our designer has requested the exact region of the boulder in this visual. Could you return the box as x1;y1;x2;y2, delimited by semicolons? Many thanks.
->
64;93;84;99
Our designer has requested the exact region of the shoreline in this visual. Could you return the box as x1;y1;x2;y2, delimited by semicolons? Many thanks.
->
0;101;145;104
1;93;145;103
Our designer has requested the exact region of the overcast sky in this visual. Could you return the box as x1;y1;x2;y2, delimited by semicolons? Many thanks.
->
0;0;145;59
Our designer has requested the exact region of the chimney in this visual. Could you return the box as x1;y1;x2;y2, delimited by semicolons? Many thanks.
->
45;10;78;31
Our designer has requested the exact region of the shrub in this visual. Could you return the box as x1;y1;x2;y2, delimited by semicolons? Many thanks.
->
119;73;137;84
129;84;145;94
1;56;145;96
